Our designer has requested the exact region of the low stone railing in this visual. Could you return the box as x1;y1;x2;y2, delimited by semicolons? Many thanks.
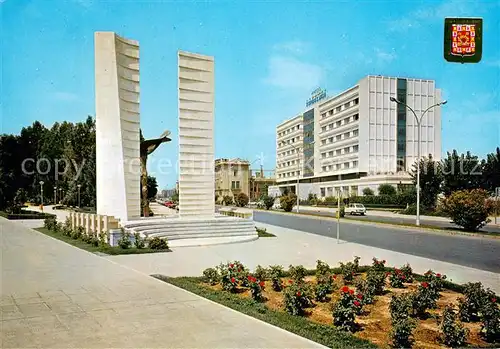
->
67;212;120;244
219;207;253;219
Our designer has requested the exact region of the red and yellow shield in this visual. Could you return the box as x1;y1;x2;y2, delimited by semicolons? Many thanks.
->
451;24;476;56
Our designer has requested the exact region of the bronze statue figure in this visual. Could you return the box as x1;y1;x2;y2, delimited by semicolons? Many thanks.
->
140;129;171;217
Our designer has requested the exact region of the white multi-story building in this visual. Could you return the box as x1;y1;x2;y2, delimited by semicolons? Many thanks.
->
273;75;443;199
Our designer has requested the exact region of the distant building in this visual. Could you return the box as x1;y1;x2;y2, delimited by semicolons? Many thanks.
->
215;158;250;202
271;75;443;199
249;168;276;201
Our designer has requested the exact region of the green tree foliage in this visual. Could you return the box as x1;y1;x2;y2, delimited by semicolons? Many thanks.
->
362;187;374;196
410;154;443;209
441;150;483;197
235;192;249;207
0;117;96;209
482;147;500;194
442;189;494;231
378;184;396;196
147;176;158;200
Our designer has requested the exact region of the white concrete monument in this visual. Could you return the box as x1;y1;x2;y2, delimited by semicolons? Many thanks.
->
94;32;141;222
178;51;215;218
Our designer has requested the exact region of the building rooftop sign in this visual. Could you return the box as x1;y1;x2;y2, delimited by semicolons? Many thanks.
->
306;87;327;107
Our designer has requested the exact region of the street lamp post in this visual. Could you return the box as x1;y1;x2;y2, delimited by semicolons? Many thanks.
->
39;181;44;210
59;188;62;204
77;184;82;208
54;186;57;205
390;97;447;226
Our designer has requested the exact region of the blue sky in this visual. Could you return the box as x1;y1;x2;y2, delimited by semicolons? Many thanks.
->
2;0;499;189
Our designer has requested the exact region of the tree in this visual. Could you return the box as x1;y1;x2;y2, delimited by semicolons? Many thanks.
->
235;192;249;207
410;154;443;209
147;176;158;200
280;194;297;212
262;195;275;210
442;189;493;231
378;184;396;196
482;147;500;194
441;150;483;196
362;187;374;196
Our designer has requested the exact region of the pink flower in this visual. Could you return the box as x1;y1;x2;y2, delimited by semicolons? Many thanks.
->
296;291;301;297
492;298;497;303
421;282;429;288
436;273;441;278
349;289;354;295
231;277;236;283
229;264;234;268
356;293;363;300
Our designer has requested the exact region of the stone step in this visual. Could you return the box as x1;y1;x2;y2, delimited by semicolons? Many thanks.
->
143;230;257;241
129;222;254;233
123;220;254;230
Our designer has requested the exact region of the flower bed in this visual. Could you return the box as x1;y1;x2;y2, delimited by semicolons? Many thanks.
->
163;259;499;348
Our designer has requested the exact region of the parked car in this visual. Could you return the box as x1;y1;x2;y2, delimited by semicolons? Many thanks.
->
345;203;366;215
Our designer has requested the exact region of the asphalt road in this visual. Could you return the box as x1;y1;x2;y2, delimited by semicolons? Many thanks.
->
299;209;500;234
253;210;500;273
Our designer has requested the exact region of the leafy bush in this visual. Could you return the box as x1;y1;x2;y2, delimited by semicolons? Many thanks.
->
339;256;360;283
365;268;386;298
222;195;233;206
315;260;331;278
400;263;414;283
362;187;374;196
411;281;437;317
148;237;168;250
389;268;407;288
390;291;416;348
246;275;265;301
202;267;219;285
390;293;413;321
117;230;132;249
288;264;307;284
217;262;239;292
480;298;500;342
283;283;312;316
98;230;108;246
423;270;446;301
234;192;249;207
262;195;275;210
89;232;99;246
44;217;57;230
458;282;489;322
390;317;417;348
72;226;84;240
378;184;396;196
315;281;332;302
371;257;386;271
440;305;468;347
254;265;268;281
332;286;361;332
133;232;145;249
442;189;494;231
268;265;284;291
280;194;297;212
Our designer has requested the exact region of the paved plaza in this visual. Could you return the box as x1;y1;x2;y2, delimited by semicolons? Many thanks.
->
0;218;324;348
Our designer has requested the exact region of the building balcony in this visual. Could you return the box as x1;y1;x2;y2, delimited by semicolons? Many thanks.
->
319;103;359;126
320;136;358;152
319;120;358;139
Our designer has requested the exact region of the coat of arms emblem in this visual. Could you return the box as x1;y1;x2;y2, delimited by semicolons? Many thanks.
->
451;24;476;56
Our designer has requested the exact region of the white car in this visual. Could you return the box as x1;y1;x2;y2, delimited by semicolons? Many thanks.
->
345;203;366;215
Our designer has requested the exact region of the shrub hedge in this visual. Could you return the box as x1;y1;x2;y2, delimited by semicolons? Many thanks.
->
1;210;56;220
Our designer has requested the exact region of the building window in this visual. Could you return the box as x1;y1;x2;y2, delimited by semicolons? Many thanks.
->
354;98;359;105
329;151;333;157
336;135;341;141
336;164;341;170
354;114;359;121
322;126;326;132
336;149;341;155
335;106;341;113
353;129;359;136
353;145;359;152
329;110;333;115
344;162;350;168
322;166;326;172
320;188;325;197
322;153;326;158
322;139;326;145
353;161;358;167
233;170;237;176
344;102;350;109
231;181;240;189
329;137;334;143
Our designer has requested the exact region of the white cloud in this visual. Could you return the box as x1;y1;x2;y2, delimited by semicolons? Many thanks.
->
263;55;323;91
273;41;310;55
375;48;397;63
53;92;78;101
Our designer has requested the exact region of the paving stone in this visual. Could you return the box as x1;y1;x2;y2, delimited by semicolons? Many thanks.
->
45;300;84;314
26;315;69;333
17;302;52;318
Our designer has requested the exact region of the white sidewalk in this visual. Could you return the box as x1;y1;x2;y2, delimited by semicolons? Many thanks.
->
107;222;500;294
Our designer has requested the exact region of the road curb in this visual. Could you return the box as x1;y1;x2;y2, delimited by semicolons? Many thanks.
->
253;209;500;240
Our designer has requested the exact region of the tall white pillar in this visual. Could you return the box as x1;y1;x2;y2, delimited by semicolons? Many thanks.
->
178;51;215;218
95;32;141;222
